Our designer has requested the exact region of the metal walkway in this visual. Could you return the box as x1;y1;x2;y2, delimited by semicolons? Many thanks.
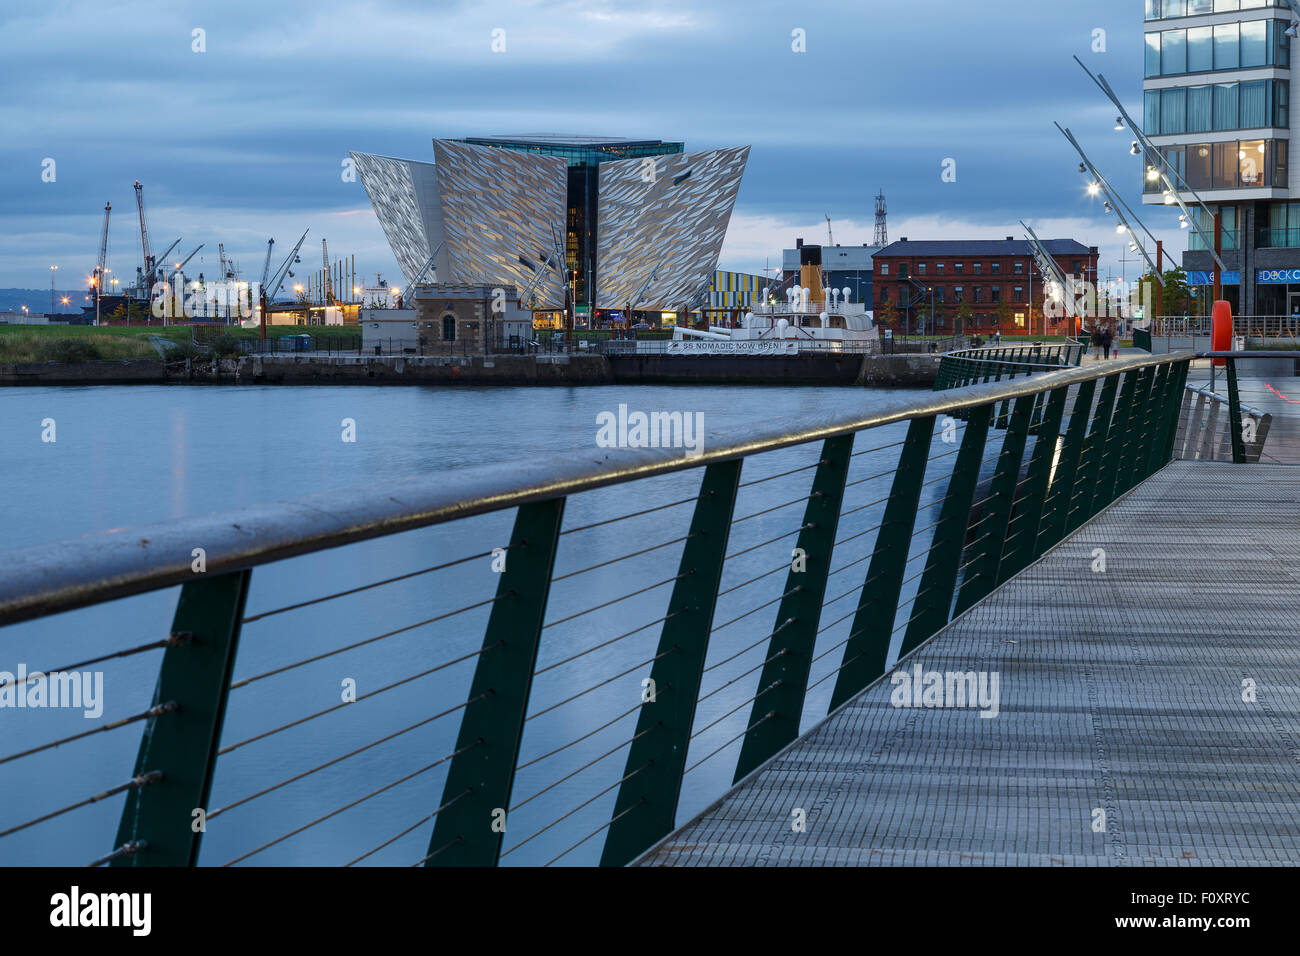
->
639;461;1300;866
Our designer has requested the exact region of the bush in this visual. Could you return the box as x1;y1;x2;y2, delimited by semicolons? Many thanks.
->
40;339;103;362
209;333;242;358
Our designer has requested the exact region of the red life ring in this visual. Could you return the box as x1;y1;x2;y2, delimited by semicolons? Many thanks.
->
1210;300;1232;367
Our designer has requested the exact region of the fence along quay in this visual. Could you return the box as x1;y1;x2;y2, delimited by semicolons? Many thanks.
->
0;350;1194;866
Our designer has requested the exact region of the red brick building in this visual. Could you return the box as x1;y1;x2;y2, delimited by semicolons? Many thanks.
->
871;237;1100;335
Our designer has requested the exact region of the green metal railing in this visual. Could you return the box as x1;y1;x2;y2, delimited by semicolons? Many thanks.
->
0;351;1196;868
933;342;1086;391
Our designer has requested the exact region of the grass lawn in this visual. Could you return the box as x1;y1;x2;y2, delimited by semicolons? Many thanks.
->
0;322;361;362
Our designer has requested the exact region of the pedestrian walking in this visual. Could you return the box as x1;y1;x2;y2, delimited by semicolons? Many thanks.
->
1101;325;1113;360
1090;326;1102;358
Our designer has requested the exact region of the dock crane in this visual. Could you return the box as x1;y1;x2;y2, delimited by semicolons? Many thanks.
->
825;214;834;246
259;239;275;289
155;238;181;282
92;201;111;297
168;244;204;281
259;229;309;341
321;239;332;303
134;181;154;296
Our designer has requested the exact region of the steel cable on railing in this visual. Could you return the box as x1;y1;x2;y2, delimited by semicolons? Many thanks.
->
343;787;473;867
516;698;648;771
0;772;161;840
698;643;790;704
731;492;820;526
410;836;464;867
552;532;699;582
738;458;827;488
524;648;676;723
541;572;690;630
559;493;708;538
241;545;521;624
702;617;796;675
850;438;907;459
497;761;651;860
683;712;776;775
534;610;683;676
715;560;790;598
0;637;170;691
207;694;487;821
510;722;658;814
219;649;501;756
689;680;782;741
222;740;483;866
723;524;812;563
709;585;800;636
542;798;646;867
87;841;147;867
0;701;176;767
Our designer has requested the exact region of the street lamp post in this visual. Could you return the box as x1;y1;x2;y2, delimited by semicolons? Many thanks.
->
50;265;57;316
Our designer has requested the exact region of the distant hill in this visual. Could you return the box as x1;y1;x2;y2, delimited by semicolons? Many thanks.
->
0;288;93;316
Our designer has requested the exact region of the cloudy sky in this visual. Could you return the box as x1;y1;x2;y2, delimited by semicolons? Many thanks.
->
1;0;1175;295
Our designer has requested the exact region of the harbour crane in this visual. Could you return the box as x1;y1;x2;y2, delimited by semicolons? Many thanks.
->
155;238;182;281
92;201;111;298
260;239;275;288
321;239;332;303
134;181;154;294
267;229;309;300
168;244;204;281
825;214;834;246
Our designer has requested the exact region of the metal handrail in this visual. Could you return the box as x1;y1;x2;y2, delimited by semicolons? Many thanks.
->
0;353;1187;627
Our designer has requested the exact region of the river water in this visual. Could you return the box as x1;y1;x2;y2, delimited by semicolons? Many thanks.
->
0;383;963;866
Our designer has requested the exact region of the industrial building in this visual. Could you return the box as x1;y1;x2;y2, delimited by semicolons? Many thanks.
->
871;237;1099;335
350;135;749;329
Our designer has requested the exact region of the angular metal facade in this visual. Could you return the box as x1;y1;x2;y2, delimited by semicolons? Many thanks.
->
349;151;441;285
431;140;568;309
595;146;750;311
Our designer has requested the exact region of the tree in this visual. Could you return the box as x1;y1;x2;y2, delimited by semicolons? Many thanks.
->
875;299;899;330
995;300;1015;331
955;302;974;336
1157;267;1190;316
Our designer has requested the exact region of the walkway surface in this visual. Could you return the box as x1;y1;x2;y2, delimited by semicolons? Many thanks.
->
639;461;1300;866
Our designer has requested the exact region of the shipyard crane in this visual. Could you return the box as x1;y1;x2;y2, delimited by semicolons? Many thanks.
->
155;238;182;281
133;181;154;293
321;239;333;303
260;238;275;288
267;229;309;299
401;242;445;300
168;244;204;281
92;201;111;297
825;214;834;246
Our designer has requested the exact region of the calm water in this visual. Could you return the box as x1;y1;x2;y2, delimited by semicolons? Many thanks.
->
0;383;969;866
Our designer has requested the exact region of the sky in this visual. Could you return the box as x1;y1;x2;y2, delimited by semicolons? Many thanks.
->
0;0;1181;298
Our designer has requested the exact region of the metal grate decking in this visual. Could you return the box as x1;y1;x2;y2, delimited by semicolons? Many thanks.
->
638;461;1300;866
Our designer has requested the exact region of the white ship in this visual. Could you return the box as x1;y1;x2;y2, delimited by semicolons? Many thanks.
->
668;283;878;354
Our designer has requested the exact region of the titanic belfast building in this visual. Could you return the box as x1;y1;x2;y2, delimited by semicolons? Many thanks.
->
349;135;749;320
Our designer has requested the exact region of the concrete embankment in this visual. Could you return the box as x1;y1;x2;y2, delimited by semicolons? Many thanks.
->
0;352;943;387
0;359;167;385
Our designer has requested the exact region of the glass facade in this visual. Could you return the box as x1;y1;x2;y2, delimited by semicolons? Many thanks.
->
1144;20;1287;77
1146;0;1289;20
1146;139;1287;191
1259;201;1300;246
1145;80;1287;134
1188;205;1240;250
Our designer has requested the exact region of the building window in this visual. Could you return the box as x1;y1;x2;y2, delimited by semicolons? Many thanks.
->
1013;286;1025;303
880;287;889;303
917;262;926;275
973;262;982;275
991;261;1000;275
991;286;1001;303
1260;201;1300;247
935;287;945;303
442;315;456;341
954;286;964;303
954;262;964;275
879;263;888;276
899;264;909;279
1072;261;1082;274
1189;205;1240;251
974;286;985;303
1014;261;1024;275
936;263;944;275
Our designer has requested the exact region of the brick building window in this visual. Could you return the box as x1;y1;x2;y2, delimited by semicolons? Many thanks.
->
879;263;889;276
954;262;965;275
917;262;927;275
442;315;457;340
1014;261;1024;275
1013;286;1025;302
954;286;964;302
991;262;1001;275
991;286;1001;303
936;263;945;275
880;287;889;303
973;262;983;275
974;286;985;303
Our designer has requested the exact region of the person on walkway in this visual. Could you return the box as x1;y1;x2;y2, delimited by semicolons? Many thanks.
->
1101;325;1114;359
993;330;1001;345
1090;326;1102;358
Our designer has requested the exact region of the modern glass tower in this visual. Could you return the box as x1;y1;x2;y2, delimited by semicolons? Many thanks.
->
1143;0;1298;314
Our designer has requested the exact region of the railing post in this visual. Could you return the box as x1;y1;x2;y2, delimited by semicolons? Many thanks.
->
827;418;935;713
1136;363;1171;480
899;405;992;658
1226;357;1247;463
998;385;1067;583
1036;379;1095;556
600;460;742;867
1117;365;1158;494
732;435;855;782
1160;359;1192;465
954;394;1034;616
427;498;564;866
112;569;252;866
